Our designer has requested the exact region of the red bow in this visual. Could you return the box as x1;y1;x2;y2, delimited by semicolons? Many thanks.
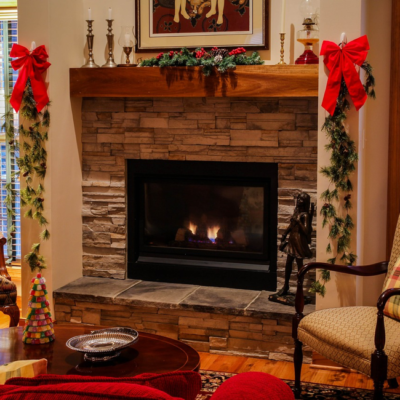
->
10;44;51;113
320;35;370;116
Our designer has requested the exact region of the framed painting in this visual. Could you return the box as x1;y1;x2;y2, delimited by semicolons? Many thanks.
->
135;0;269;53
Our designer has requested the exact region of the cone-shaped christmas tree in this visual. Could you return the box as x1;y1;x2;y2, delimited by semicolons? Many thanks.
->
22;273;55;344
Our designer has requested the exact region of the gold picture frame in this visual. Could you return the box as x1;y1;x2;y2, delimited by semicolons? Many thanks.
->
135;0;270;53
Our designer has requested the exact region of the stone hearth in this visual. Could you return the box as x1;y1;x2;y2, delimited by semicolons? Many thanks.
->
81;97;318;290
54;277;314;362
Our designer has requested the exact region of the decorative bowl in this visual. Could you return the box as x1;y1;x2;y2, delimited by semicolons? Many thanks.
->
66;327;139;362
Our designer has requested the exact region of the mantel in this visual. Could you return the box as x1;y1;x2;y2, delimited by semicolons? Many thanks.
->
70;65;318;98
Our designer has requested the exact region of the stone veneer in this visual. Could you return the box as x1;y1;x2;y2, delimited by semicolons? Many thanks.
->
54;277;314;362
81;97;318;289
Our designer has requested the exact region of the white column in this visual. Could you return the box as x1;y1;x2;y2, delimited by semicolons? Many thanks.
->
18;0;84;315
316;0;364;310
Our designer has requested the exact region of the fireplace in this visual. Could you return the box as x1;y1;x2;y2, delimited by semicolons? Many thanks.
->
127;160;278;290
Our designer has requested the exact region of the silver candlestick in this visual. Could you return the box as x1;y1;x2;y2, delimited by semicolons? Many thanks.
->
102;19;117;68
82;20;99;68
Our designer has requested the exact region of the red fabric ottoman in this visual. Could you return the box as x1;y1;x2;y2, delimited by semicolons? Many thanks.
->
0;382;184;399
4;371;201;400
211;372;295;400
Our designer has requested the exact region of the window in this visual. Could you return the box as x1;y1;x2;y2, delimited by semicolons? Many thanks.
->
0;15;20;262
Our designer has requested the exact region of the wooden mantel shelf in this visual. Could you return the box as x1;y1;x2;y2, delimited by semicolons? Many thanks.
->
70;65;318;98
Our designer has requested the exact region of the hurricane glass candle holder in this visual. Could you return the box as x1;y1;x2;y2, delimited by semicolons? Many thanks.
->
118;26;137;67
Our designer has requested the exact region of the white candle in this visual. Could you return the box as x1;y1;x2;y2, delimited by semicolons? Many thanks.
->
88;8;92;20
340;32;347;46
108;8;112;20
124;33;131;47
280;0;286;33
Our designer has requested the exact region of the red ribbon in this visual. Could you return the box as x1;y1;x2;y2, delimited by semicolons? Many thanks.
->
320;35;370;116
10;44;51;113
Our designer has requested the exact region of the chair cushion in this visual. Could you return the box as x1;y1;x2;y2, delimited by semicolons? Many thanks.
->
383;255;400;320
0;382;185;399
0;359;47;384
210;372;294;400
0;276;17;306
298;306;400;379
5;371;201;400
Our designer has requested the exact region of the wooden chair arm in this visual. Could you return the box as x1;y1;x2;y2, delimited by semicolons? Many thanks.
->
292;261;389;339
377;287;400;311
298;261;389;281
372;288;400;382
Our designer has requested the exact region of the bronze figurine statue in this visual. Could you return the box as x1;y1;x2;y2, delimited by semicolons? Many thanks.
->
269;193;314;306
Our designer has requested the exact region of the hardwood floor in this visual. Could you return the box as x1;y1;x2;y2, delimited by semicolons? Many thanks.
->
199;352;400;394
0;310;398;394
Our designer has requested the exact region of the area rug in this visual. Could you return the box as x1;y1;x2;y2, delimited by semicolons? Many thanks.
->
197;370;400;399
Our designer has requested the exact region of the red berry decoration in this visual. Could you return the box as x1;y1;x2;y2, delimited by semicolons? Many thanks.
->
195;48;206;59
229;47;246;56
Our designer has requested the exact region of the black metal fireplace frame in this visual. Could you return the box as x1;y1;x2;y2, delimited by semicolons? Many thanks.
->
127;160;278;291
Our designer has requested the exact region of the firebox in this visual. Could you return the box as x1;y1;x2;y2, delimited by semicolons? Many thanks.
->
127;160;278;291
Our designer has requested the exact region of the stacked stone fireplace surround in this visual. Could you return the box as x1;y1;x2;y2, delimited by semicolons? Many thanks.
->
54;96;318;361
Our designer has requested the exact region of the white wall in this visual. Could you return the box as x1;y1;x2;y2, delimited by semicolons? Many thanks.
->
82;0;315;66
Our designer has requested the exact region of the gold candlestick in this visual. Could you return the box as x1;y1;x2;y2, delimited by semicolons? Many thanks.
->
82;20;99;68
277;33;287;65
102;19;117;68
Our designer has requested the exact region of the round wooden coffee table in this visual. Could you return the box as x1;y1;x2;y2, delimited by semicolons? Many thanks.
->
0;325;200;377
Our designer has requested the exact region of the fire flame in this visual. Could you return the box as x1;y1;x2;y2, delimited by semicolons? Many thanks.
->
188;221;220;243
189;222;197;234
207;226;220;242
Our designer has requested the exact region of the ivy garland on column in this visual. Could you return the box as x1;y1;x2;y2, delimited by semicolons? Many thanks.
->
4;81;50;271
310;36;375;296
3;44;51;272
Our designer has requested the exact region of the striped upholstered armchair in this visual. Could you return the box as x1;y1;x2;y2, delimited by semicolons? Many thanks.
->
293;217;400;400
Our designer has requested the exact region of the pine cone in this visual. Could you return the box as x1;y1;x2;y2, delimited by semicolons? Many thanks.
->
202;52;212;60
214;55;223;64
211;48;229;58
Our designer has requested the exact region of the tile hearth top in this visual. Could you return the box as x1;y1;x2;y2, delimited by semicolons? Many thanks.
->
116;281;199;308
54;277;315;321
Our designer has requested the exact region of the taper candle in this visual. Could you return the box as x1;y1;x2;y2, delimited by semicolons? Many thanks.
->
280;0;286;33
88;8;92;20
124;33;130;47
108;7;112;20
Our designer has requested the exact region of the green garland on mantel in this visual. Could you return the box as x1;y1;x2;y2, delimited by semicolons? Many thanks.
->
139;46;264;76
3;80;50;272
310;62;376;297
